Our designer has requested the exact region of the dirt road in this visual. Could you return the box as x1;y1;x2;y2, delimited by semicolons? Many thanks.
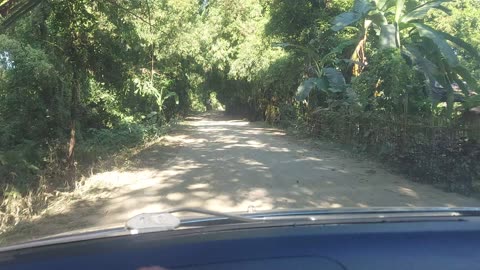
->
4;112;480;243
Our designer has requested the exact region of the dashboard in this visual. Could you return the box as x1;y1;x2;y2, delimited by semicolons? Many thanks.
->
1;217;480;270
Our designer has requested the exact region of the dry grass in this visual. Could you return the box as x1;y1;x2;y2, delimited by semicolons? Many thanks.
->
0;122;177;244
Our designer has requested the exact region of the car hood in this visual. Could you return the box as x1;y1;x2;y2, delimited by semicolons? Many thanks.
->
1;207;479;253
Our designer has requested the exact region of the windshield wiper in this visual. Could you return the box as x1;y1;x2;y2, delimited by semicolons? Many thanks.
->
126;207;257;234
2;207;479;253
126;207;480;234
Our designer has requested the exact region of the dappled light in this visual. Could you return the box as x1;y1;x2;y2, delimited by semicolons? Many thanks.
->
0;0;479;250
3;112;478;244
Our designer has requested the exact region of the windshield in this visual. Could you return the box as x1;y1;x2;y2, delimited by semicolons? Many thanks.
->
0;0;479;247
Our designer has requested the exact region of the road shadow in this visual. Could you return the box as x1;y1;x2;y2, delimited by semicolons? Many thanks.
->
2;112;479;245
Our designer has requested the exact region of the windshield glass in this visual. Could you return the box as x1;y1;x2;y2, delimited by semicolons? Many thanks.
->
0;0;479;247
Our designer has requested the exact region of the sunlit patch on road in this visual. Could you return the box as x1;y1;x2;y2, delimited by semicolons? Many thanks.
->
4;113;479;243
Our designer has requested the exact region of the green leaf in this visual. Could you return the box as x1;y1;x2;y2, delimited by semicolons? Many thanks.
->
368;11;388;26
295;77;328;101
352;0;374;14
331;0;373;31
162;91;179;104
452;65;479;90
27;164;40;172
332;12;362;32
271;42;294;48
452;74;470;96
401;0;451;23
374;0;396;11
395;0;406;24
272;42;318;59
403;45;439;78
296;79;316;101
430;75;450;103
402;45;441;103
438;31;480;63
380;24;397;49
464;95;480;110
331;40;357;54
412;23;459;67
323;68;346;92
342;59;367;67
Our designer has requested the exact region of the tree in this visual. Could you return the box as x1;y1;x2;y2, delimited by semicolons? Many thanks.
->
332;0;480;115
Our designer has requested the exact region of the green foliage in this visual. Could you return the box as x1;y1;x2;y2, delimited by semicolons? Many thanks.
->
331;0;374;31
0;0;205;211
296;68;347;102
0;34;65;147
77;122;167;162
352;49;429;114
0;0;479;223
332;0;479;116
430;0;480;81
297;78;328;101
0;141;42;192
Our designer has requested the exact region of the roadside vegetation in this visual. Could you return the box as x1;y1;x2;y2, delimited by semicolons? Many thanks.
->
0;0;479;233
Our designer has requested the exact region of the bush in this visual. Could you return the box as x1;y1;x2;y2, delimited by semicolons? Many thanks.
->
352;50;429;115
0;120;171;232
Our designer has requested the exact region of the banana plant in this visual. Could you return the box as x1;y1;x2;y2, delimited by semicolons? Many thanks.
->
295;67;347;101
273;42;349;102
133;74;179;122
332;0;480;116
332;0;454;51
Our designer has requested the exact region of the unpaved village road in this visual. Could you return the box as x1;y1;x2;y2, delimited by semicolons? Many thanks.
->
4;112;479;244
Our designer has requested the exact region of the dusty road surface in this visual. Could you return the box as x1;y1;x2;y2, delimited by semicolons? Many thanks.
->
3;112;480;244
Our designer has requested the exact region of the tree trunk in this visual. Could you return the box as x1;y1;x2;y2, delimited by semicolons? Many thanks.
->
67;69;80;166
351;20;372;76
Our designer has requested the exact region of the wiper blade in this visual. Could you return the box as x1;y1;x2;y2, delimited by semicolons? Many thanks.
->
126;207;480;234
245;207;480;219
2;207;478;253
168;207;255;222
126;207;257;234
